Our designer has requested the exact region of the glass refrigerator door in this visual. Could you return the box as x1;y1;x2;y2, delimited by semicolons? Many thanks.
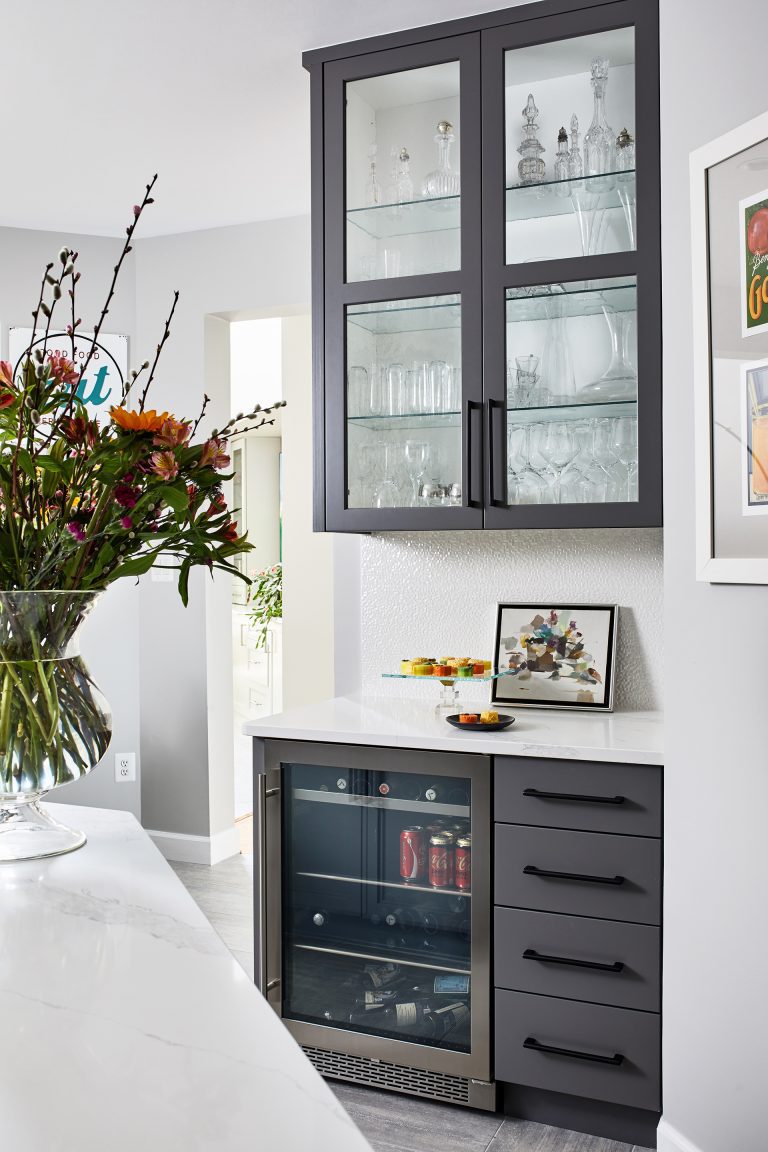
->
282;762;474;1053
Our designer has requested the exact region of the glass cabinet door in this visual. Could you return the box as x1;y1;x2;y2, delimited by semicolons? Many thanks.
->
281;760;480;1058
323;36;483;531
482;2;661;529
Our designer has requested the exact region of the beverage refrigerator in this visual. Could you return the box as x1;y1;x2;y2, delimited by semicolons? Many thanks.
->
255;740;495;1109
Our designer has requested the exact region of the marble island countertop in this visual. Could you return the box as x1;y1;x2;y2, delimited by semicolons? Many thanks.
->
0;803;371;1152
244;694;663;766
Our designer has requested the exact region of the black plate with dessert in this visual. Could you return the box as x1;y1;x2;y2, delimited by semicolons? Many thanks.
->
446;710;515;732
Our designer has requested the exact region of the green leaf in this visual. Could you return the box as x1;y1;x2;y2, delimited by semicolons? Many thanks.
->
115;552;158;579
15;448;35;477
162;484;190;518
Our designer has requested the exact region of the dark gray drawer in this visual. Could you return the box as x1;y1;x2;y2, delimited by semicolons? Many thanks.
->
496;989;660;1111
495;825;661;925
494;907;661;1012
494;757;662;837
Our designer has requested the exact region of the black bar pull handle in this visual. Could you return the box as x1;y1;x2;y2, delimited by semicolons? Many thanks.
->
487;398;506;507
523;1037;624;1066
523;864;625;886
465;400;483;508
523;787;625;806
523;948;624;973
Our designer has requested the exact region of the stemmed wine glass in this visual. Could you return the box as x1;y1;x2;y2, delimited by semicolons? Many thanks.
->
404;440;431;506
538;422;579;503
611;416;638;501
507;424;547;505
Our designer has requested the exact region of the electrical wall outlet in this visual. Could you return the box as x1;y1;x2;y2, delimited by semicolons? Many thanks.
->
114;752;136;783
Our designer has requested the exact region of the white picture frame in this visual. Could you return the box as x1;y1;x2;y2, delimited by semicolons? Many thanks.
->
691;109;768;583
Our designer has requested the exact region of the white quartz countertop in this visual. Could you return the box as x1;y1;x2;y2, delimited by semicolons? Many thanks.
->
0;803;371;1152
244;694;663;766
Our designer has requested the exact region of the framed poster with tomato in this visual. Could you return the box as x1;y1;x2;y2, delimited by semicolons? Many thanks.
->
691;111;768;582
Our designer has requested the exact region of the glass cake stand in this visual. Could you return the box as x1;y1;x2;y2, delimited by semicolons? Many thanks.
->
382;668;517;714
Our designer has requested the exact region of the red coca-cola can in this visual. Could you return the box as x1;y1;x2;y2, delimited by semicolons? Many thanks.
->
455;835;471;891
400;826;426;883
429;833;454;889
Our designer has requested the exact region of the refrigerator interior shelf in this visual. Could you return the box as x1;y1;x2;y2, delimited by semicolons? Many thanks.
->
297;870;473;898
294;942;471;976
293;788;470;819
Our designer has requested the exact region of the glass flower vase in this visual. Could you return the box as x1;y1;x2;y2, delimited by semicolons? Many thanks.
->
0;592;112;862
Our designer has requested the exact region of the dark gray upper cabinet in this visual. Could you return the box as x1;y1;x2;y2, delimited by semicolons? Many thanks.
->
304;0;661;532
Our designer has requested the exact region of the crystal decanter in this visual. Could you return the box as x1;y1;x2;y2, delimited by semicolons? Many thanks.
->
517;94;546;185
422;122;460;198
554;126;570;184
365;143;382;206
583;58;615;184
568;114;584;179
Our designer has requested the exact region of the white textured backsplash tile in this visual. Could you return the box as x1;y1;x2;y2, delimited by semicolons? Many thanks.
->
360;528;663;711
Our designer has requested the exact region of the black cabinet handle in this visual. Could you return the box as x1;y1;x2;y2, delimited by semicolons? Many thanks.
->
523;948;624;973
523;787;625;806
487;398;506;507
523;1037;624;1066
465;400;483;508
523;864;625;886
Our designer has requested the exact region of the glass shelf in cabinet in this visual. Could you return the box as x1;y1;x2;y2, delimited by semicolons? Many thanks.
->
347;194;460;241
348;295;462;335
505;169;635;224
292;788;470;819
505;277;636;323
297;871;472;898
294;942;471;976
506;399;637;425
348;410;461;433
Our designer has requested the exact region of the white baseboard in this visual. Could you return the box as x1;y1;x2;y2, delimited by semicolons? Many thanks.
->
147;825;240;865
657;1119;705;1152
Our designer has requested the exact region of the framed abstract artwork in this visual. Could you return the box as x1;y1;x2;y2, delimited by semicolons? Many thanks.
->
691;110;768;581
490;604;617;712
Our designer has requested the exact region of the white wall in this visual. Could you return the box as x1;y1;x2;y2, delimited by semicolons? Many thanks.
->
0;227;141;818
134;217;315;843
660;3;768;1152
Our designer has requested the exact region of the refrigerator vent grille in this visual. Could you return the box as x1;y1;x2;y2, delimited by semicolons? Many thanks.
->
302;1045;470;1104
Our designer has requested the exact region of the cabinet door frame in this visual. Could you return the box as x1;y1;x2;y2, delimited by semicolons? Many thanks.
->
480;0;662;529
321;34;485;532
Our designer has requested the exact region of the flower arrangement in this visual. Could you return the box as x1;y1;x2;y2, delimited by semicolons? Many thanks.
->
0;174;284;604
502;610;602;685
247;563;282;649
0;177;284;813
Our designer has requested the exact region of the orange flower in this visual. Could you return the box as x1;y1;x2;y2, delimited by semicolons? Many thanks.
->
110;407;169;433
154;416;191;448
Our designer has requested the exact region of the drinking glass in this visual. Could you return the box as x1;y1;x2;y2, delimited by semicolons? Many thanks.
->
368;362;384;417
592;417;626;501
612;415;639;501
507;424;547;505
374;443;401;507
538;421;579;503
526;423;557;503
385;363;405;417
346;365;368;418
428;360;451;414
541;296;576;399
404;440;431;506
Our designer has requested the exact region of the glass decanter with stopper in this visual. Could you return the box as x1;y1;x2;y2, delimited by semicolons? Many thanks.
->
568;114;584;178
554;126;570;193
365;143;382;206
422;122;460;198
583;58;615;186
517;94;546;185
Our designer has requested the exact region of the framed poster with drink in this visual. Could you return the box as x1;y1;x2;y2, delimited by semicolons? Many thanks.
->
692;110;768;582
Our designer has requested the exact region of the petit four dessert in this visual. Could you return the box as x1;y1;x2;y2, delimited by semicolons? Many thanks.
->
457;665;473;677
459;713;479;724
480;710;499;724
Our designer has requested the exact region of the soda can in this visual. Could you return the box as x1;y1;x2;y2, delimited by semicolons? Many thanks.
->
400;826;426;883
455;835;471;891
429;833;454;888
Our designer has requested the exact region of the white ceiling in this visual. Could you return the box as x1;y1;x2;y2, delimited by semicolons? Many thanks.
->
4;0;509;238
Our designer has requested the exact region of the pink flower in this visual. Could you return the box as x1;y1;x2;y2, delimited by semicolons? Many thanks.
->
66;521;86;542
47;353;79;388
114;482;139;508
199;437;230;471
120;515;133;530
153;417;191;449
150;450;179;481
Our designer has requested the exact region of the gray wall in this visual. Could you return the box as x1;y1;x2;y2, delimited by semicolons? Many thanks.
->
134;217;311;837
660;2;768;1150
0;227;141;818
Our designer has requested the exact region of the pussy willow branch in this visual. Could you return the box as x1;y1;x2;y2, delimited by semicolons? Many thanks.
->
138;289;179;412
76;173;158;391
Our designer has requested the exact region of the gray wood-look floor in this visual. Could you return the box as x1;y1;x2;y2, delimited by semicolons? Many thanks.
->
171;857;652;1152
